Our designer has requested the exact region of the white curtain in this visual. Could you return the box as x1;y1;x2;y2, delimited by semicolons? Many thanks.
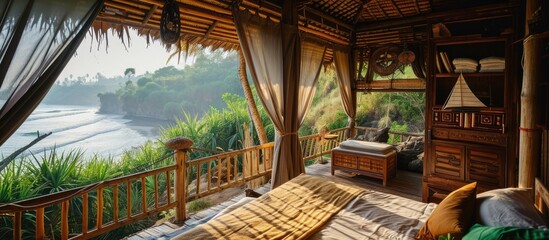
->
298;39;326;124
0;0;104;145
233;6;326;188
232;11;284;129
334;47;356;137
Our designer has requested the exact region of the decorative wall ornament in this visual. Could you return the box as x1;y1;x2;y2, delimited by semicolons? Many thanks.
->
371;46;400;76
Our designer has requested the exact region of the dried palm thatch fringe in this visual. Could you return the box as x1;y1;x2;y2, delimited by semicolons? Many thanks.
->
89;21;239;62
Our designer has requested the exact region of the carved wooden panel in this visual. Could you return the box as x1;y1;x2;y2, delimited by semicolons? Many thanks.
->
431;128;507;147
467;146;506;187
472;112;505;132
433;110;462;127
431;141;464;181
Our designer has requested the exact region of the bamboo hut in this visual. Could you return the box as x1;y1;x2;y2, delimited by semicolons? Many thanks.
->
0;0;548;239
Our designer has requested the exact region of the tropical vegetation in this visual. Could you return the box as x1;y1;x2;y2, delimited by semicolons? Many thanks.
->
97;51;243;119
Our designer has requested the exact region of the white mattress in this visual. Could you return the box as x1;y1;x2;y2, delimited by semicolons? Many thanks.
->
209;190;436;240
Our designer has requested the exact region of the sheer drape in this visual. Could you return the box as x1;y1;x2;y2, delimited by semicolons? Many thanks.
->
0;0;104;145
298;39;326;124
411;45;427;79
334;47;356;138
234;7;325;188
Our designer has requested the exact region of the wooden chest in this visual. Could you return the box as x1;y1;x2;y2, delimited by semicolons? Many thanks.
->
331;141;397;186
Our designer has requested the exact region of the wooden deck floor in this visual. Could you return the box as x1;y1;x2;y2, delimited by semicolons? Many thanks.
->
124;160;422;239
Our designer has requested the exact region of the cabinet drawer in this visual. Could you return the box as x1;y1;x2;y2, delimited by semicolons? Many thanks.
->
431;142;464;180
358;157;384;174
467;146;505;187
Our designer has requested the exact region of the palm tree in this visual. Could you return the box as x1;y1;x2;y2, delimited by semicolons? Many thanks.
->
124;68;135;80
238;50;268;145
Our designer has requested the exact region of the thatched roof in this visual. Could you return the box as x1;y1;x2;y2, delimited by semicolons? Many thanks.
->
93;0;516;61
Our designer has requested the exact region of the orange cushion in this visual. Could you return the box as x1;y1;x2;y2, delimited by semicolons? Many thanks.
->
417;182;477;240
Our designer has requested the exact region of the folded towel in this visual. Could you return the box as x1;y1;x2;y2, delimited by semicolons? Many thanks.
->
479;56;505;64
453;58;478;65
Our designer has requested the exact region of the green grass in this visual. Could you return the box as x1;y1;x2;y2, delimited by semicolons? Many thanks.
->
187;200;212;212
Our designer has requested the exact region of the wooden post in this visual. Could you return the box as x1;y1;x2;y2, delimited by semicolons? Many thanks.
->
36;208;45;240
165;137;193;223
61;200;69;240
519;0;542;188
13;212;21;240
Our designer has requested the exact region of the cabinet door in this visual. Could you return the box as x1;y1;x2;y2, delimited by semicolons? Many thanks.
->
430;141;465;180
466;146;506;187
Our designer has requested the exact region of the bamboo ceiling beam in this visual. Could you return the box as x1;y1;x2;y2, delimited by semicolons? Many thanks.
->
112;0;150;10
364;4;377;21
389;0;403;17
303;6;353;30
94;17;240;46
299;23;348;45
352;0;367;24
374;0;388;19
357;2;518;32
205;21;218;38
412;0;420;14
142;5;157;24
103;3;142;16
242;0;282;18
100;0;350;46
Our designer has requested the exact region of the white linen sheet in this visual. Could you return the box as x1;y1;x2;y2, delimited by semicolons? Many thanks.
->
310;189;437;240
204;189;436;240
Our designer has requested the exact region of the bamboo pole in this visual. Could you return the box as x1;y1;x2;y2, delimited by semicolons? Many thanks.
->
141;177;147;214
166;171;171;205
13;212;21;240
519;0;542;189
36;208;45;240
97;188;103;229
61;200;69;240
126;181;132;218
113;185;119;223
165;137;193;223
82;193;88;234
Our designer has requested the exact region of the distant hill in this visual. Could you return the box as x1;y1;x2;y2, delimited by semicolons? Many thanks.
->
97;50;244;120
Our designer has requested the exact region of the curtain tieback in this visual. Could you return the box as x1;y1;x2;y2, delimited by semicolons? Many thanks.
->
277;131;299;137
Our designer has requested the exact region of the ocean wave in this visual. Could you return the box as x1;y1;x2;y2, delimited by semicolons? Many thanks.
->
25;110;91;121
26;126;124;156
21;115;108;136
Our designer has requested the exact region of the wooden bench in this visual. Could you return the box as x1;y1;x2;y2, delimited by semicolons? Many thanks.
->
331;140;397;186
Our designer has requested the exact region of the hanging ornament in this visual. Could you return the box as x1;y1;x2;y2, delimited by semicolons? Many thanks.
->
398;44;416;65
160;0;181;44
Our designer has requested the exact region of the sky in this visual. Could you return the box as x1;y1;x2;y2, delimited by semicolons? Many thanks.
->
58;29;191;81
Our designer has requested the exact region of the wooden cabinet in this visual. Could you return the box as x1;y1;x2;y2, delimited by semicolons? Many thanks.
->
423;16;518;203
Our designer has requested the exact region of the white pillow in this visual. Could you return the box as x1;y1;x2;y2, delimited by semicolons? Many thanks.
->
477;188;548;229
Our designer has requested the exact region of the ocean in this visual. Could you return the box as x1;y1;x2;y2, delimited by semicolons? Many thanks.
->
0;104;167;159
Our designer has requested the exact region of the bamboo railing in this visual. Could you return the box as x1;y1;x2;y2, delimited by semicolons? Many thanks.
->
300;127;347;161
355;126;424;144
0;154;177;240
0;126;414;239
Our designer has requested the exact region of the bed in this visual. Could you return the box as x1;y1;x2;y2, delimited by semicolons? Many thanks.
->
171;175;549;240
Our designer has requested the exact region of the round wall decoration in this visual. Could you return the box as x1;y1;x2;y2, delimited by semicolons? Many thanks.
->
398;50;416;65
160;0;181;44
371;46;401;76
